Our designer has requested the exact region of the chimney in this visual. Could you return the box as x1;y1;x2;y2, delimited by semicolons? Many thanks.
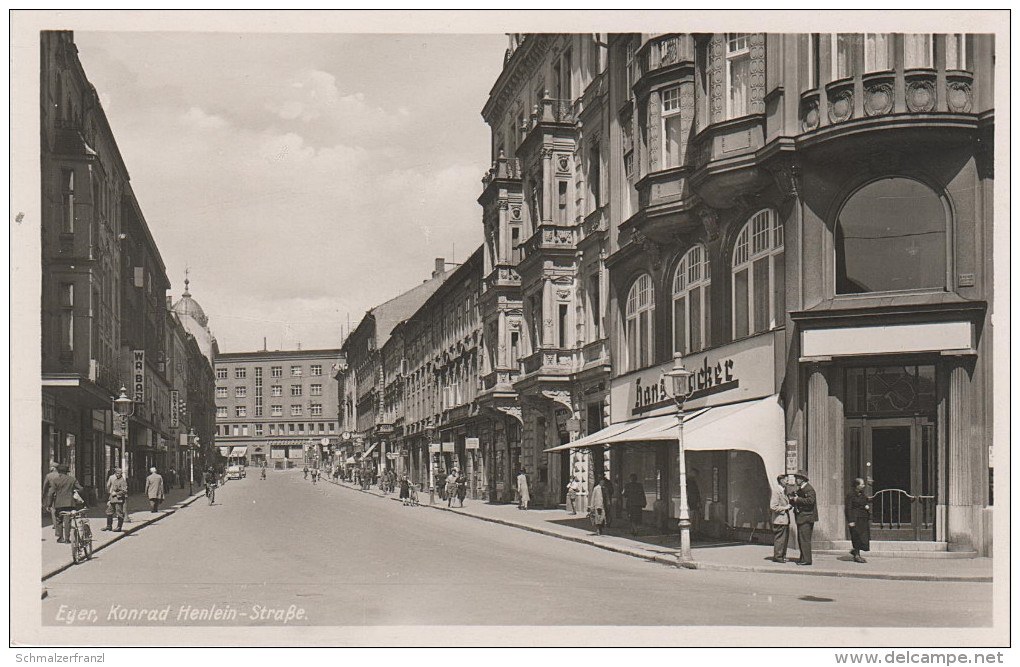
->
433;257;446;278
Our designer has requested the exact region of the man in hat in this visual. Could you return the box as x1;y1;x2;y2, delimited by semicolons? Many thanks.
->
104;468;128;531
42;462;61;539
770;474;793;562
789;470;818;565
145;467;165;513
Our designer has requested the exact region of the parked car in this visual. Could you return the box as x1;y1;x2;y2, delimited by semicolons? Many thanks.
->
226;464;246;480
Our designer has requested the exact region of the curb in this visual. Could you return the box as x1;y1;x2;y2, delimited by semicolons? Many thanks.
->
330;480;992;583
42;491;206;582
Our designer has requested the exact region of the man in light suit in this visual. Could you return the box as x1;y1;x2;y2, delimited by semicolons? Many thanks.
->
770;474;793;563
789;470;818;566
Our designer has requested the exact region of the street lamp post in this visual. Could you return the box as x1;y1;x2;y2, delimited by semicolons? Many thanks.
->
187;428;196;496
112;386;135;524
665;353;696;569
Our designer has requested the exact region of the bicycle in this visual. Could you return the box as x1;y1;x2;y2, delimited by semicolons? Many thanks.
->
59;508;94;564
205;482;217;505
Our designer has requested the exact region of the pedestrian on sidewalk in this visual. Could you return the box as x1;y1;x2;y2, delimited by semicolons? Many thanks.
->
303;465;309;480
565;478;580;515
601;474;615;528
446;470;458;507
770;474;793;562
456;471;467;508
261;466;267;480
789;470;817;566
104;468;128;532
46;463;84;544
622;474;647;536
588;477;607;535
846;477;871;563
399;475;411;506
42;463;61;539
167;467;177;490
517;468;530;510
145;467;165;513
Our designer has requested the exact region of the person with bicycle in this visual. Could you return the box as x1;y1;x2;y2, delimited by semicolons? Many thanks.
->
104;467;128;532
203;466;218;505
46;463;85;544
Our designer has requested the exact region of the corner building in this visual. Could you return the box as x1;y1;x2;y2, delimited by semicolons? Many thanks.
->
487;32;994;555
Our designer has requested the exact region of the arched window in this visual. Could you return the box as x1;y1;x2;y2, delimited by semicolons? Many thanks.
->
672;245;711;355
625;274;655;371
732;209;784;338
835;178;946;294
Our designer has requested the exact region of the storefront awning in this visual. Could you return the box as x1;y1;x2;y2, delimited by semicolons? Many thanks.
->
218;447;231;457
228;447;247;458
545;395;785;480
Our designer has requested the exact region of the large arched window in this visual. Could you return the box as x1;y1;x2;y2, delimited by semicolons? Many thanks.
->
672;245;711;355
836;178;947;294
625;274;655;371
732;209;784;338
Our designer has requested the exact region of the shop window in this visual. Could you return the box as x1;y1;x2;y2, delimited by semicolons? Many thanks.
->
725;34;751;119
732;209;784;339
864;33;893;72
625;274;655;371
904;34;933;69
835;178;946;294
672;244;711;355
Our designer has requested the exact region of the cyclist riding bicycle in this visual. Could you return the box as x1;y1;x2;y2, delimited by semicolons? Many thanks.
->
203;467;218;505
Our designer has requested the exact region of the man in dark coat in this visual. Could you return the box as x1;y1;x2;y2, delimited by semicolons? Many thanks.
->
789;470;817;566
622;474;647;535
845;477;871;563
46;463;84;543
42;463;61;538
601;474;615;528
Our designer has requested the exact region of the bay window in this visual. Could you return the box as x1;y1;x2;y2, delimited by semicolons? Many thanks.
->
726;33;751;119
904;34;933;69
661;85;683;168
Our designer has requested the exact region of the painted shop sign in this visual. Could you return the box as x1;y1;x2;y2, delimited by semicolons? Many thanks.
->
132;350;145;403
611;331;777;421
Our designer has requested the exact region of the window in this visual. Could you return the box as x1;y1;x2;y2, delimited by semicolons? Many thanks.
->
271;405;282;417
268;424;275;436
511;226;523;264
291;365;302;376
235;386;247;398
558;304;569;348
808;34;821;89
242;425;249;437
945;34;967;70
832;33;854;79
510;330;520;364
216;368;228;380
835;178;946;294
232;425;239;436
864;33;892;72
903;34;933;69
271;366;282;378
291;405;303;416
726;34;751;119
589;143;602;209
624;40;637;97
530;293;543;348
254;406;263;418
672;245;711;355
661;86;683;168
61;169;75;233
235;368;246;379
271;385;282;397
318;423;326;433
216;387;227;398
625;274;655;371
288;423;295;433
291;385;303;397
235;406;246;418
216;406;227;418
311;404;323;417
310;364;322;376
310;383;322;396
589;274;602;339
59;283;74;353
732;209;784;338
255;424;264;437
328;423;336;433
622;118;635;182
298;423;305;433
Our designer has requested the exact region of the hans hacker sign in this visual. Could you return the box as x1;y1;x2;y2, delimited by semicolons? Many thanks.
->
610;331;778;422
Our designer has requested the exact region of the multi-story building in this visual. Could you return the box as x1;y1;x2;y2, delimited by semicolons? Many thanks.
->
214;348;343;467
40;31;217;498
396;247;486;497
336;259;449;474
171;277;220;471
479;34;613;508
547;32;993;555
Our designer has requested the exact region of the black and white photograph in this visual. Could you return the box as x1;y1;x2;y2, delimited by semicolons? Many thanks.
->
10;9;1009;656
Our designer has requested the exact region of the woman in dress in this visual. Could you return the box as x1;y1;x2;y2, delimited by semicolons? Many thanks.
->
516;469;530;510
588;478;607;535
845;477;872;563
399;475;411;506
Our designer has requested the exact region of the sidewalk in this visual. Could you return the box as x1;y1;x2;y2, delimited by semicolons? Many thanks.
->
328;477;992;583
42;482;212;580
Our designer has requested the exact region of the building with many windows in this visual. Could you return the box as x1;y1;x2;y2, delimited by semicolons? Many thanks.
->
214;349;343;467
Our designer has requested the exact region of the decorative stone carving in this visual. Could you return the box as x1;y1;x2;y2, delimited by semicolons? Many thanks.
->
906;80;936;113
748;33;766;114
765;160;801;201
555;288;571;300
698;207;720;241
496;405;524;425
801;97;820;132
510;205;522;220
541;390;574;411
864;82;894;117
947;81;973;113
827;88;853;124
557;155;570;173
709;35;725;123
497;198;509;210
540;147;554;160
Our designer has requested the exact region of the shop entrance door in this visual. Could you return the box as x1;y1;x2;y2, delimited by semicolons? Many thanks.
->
846;417;936;541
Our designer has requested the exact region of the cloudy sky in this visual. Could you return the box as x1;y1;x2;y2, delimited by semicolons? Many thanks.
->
73;31;507;352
